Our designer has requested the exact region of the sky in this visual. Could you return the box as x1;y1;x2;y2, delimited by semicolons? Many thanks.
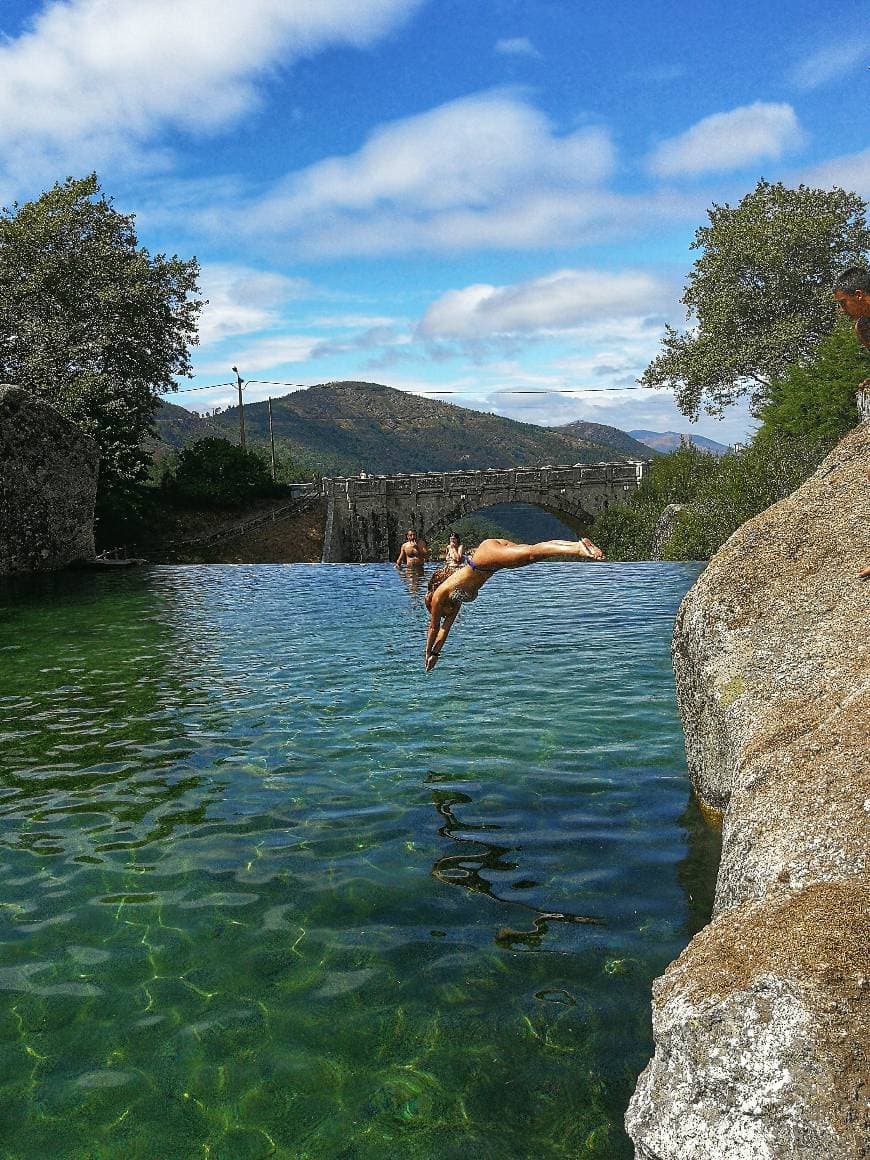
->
1;1;868;445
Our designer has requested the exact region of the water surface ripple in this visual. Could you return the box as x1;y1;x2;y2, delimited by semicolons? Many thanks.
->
0;562;719;1159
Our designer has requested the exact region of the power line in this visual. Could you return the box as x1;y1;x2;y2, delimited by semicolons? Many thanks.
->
164;378;645;398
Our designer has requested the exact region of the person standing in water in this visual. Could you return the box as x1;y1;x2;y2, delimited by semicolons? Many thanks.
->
443;530;464;571
423;536;604;670
395;529;428;571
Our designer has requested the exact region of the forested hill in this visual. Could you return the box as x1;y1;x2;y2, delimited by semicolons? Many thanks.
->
152;381;649;474
553;419;659;459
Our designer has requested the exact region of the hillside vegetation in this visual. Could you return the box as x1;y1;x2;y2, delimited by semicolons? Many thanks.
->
153;381;649;476
554;419;658;459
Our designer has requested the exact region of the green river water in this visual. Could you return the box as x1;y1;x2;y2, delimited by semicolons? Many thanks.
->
0;562;719;1159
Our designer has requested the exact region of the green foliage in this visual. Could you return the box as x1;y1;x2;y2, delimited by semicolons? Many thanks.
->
642;180;870;418
589;503;657;561
428;514;516;555
661;432;825;560
590;443;720;559
93;480;175;553
0;174;203;493
656;311;869;559
757;317;867;447
269;444;319;483
166;438;281;508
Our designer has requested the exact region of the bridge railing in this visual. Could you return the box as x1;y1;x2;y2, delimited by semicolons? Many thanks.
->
320;461;646;499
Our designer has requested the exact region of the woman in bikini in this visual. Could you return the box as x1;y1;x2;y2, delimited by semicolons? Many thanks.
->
423;536;604;671
443;530;464;571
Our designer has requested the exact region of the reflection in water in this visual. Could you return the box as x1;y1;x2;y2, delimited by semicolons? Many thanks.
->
428;776;603;945
676;794;724;937
397;567;426;602
0;568;217;867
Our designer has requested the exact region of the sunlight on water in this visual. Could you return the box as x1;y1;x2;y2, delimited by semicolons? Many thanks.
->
0;562;718;1159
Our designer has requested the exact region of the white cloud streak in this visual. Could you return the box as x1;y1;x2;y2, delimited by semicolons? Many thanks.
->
798;148;870;199
209;92;631;255
419;268;673;340
790;38;870;91
196;264;310;346
249;92;613;219
0;0;422;184
494;37;540;58
648;102;804;178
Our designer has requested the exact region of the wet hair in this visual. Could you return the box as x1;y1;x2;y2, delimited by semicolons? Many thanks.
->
835;267;870;295
425;564;455;614
428;565;451;594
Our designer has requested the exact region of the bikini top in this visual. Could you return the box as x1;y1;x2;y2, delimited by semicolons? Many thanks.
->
448;586;478;604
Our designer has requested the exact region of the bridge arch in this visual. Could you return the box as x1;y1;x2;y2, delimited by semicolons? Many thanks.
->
320;462;647;563
417;495;596;547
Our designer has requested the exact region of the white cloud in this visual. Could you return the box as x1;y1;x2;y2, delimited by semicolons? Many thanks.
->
250;93;613;219
198;334;320;377
648;102;804;178
197;265;309;346
480;380;756;445
494;37;540;58
419;268;672;340
790;38;870;90
0;0;422;184
228;92;617;255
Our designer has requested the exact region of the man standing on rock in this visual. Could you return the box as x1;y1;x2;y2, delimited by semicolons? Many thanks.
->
834;265;870;361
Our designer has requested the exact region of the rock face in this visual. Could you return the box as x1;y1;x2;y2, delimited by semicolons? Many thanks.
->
0;385;99;575
626;423;869;1159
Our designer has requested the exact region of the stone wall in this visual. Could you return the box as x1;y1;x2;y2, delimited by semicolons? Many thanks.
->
626;422;869;1159
0;385;99;575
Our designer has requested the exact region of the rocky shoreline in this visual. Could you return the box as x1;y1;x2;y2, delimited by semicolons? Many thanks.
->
626;422;869;1159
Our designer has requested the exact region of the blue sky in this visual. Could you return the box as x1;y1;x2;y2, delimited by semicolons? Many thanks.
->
1;1;868;444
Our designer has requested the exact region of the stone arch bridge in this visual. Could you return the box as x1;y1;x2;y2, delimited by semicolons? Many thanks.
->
320;461;648;562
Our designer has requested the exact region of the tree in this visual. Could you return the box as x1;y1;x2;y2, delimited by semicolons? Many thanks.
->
589;442;720;559
661;432;825;561
757;317;868;448
167;438;277;507
0;174;203;493
642;180;870;419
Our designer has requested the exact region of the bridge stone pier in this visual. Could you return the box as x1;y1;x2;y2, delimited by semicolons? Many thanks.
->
320;461;647;563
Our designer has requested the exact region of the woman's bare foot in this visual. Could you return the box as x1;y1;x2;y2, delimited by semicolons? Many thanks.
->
580;537;604;560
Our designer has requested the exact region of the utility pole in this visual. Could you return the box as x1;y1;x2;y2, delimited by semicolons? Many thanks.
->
268;397;276;480
232;365;246;449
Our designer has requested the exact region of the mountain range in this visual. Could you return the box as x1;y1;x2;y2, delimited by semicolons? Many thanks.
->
628;429;730;456
152;381;656;474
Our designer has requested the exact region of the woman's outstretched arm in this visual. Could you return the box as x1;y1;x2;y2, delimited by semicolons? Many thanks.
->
425;603;458;671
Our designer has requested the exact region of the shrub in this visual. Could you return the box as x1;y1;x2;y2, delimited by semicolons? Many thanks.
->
166;437;279;507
